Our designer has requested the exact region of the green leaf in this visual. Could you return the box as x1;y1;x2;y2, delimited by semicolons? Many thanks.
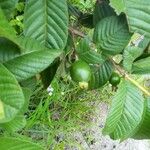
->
76;38;105;64
0;37;20;63
0;64;24;123
0;9;40;53
123;33;150;72
123;33;149;72
0;88;31;132
132;57;150;74
110;0;150;38
93;0;116;26
123;46;143;72
93;16;131;55
0;8;17;41
89;60;113;89
16;36;48;53
16;2;24;13
103;79;144;140
0;137;44;150
0;101;4;121
4;49;61;82
109;0;125;15
132;97;150;139
0;0;18;18
0;115;26;133
0;11;50;53
2;34;56;54
0;8;54;54
24;0;68;49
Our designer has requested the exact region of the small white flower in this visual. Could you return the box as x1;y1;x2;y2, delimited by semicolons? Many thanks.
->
47;85;53;92
48;92;53;96
61;92;65;96
47;85;54;96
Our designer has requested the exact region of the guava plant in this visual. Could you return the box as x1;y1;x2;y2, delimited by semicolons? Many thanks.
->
0;0;150;149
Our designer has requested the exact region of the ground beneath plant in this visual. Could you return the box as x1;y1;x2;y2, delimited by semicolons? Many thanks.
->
68;102;150;150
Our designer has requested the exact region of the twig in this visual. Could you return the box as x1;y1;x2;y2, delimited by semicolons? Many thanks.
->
69;27;85;38
111;59;150;96
125;75;150;96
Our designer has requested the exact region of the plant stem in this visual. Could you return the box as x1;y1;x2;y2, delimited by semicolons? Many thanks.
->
69;27;85;38
111;59;150;96
125;74;150;96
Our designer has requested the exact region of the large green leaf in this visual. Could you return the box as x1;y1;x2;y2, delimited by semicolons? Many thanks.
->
76;38;105;64
0;37;20;63
110;0;150;38
0;115;26;132
0;88;31;132
4;49;61;82
0;64;24;123
132;97;150;139
1;89;29;132
15;38;65;80
93;0;116;26
24;0;68;49
0;137;44;150
0;0;18;18
103;79;144;140
93;16;131;55
89;60;113;89
132;57;150;74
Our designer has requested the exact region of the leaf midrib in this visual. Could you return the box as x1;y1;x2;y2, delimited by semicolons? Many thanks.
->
44;0;48;47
